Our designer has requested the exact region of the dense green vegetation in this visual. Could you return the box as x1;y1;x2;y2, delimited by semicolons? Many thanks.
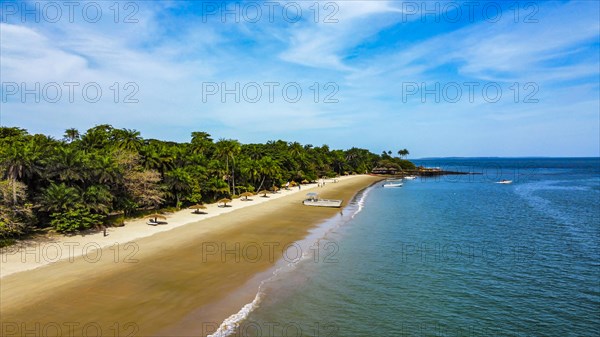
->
0;125;414;237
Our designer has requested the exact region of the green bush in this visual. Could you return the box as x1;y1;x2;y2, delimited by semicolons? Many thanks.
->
106;215;125;227
0;238;16;248
50;207;104;233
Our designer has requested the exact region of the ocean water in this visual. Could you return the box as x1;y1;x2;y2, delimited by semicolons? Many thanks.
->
216;158;600;337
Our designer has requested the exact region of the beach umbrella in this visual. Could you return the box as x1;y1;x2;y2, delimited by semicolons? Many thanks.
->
301;179;309;184
257;190;269;197
217;198;232;207
147;214;167;222
289;181;297;186
240;192;254;200
271;186;279;192
189;204;207;214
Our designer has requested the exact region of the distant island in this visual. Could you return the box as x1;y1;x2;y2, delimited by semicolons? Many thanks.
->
0;125;414;243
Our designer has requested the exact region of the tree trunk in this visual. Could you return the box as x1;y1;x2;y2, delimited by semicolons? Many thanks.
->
225;157;231;194
232;156;237;196
257;175;266;192
11;178;17;205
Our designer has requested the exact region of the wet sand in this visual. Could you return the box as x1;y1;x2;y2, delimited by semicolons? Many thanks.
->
0;175;380;337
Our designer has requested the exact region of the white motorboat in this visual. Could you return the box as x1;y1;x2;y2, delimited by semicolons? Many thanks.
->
383;181;403;188
303;192;343;208
496;180;513;184
403;175;417;180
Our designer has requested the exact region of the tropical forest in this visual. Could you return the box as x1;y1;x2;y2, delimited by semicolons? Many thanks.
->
0;125;413;242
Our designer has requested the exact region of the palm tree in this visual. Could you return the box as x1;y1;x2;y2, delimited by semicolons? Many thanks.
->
190;131;213;156
39;183;81;213
289;142;304;159
140;142;175;177
46;147;86;183
80;125;113;150
238;158;260;187
345;148;360;169
288;141;309;173
205;176;229;200
331;150;346;175
92;155;118;185
82;185;113;214
347;147;376;173
0;127;28;139
140;146;161;171
114;129;143;152
243;144;265;161
256;156;280;191
1;142;41;203
165;168;192;207
215;139;241;195
63;128;80;143
397;149;410;159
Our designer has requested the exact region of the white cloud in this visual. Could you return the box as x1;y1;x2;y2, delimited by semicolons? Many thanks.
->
358;1;599;83
1;0;598;156
278;0;405;70
0;24;89;82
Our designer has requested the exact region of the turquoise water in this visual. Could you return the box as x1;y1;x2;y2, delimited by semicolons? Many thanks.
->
224;158;599;337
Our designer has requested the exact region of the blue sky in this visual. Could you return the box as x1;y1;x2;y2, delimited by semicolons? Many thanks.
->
1;0;598;157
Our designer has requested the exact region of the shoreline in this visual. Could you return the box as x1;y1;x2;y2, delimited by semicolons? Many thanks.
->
0;175;381;337
166;180;379;337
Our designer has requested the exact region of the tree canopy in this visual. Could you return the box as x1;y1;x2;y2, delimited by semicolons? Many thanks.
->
0;126;414;239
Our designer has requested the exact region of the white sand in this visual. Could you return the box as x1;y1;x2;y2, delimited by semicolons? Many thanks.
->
0;176;357;278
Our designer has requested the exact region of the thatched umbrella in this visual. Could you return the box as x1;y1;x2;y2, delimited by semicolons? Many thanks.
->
301;179;309;184
240;192;254;201
289;181;297;187
189;204;207;214
218;198;232;207
257;190;270;197
147;214;167;222
271;186;280;193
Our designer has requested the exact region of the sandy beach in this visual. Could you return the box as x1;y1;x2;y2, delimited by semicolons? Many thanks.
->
0;175;380;337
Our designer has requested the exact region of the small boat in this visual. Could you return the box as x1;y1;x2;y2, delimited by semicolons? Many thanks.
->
403;175;417;180
496;180;513;184
383;182;403;188
303;192;343;208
